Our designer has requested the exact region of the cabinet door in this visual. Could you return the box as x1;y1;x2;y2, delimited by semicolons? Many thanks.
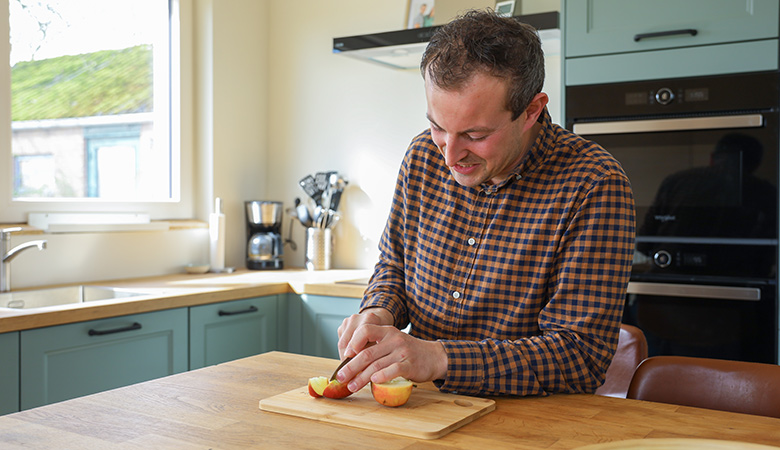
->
565;0;779;57
0;332;19;415
300;294;360;359
20;308;187;410
189;296;279;370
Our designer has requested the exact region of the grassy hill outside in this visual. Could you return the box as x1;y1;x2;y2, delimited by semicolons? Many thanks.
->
11;44;154;121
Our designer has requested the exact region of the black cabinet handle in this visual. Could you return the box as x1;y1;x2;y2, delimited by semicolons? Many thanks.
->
88;322;142;336
634;28;697;42
218;305;258;316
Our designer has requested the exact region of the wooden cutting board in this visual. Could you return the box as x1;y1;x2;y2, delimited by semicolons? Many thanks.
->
259;384;495;440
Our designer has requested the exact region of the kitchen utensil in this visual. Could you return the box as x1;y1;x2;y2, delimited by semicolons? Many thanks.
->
329;174;348;211
294;198;312;227
329;341;374;380
299;175;321;204
284;207;298;252
259;384;495;440
323;210;339;228
329;356;351;381
312;205;323;227
314;172;330;192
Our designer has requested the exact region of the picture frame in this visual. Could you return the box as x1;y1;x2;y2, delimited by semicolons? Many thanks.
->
406;0;436;29
494;0;516;17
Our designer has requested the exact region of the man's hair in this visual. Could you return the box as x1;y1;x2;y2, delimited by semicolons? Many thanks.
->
420;9;545;121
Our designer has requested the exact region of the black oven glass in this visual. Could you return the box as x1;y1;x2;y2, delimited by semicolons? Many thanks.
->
566;72;779;364
567;72;779;244
597;125;777;241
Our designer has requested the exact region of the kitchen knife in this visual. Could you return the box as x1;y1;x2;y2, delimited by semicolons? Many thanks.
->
330;356;351;381
331;341;374;380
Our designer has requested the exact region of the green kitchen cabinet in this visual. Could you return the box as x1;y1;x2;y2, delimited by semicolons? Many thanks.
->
300;294;361;359
189;296;279;370
565;0;778;58
563;0;779;84
20;308;188;410
0;332;19;415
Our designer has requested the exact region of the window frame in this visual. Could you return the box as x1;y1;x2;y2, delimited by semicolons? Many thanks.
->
0;0;193;223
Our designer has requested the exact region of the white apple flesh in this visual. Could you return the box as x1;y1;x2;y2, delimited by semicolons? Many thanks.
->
370;377;414;407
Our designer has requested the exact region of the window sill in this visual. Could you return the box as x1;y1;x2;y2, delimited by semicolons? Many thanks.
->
3;219;206;235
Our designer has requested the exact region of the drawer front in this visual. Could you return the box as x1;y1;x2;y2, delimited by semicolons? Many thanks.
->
0;332;19;415
565;0;779;58
20;308;188;410
189;296;279;370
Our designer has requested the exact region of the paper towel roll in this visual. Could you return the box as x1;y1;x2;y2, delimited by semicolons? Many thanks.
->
209;198;226;271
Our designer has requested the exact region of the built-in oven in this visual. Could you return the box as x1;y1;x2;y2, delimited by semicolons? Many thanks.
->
566;71;779;364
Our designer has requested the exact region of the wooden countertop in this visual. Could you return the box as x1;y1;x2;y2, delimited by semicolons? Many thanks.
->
1;351;778;449
0;268;371;333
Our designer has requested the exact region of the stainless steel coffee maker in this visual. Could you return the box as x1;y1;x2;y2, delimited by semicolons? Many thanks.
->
245;201;283;270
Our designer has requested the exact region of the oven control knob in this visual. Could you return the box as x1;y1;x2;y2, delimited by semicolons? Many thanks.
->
653;250;672;268
655;88;674;105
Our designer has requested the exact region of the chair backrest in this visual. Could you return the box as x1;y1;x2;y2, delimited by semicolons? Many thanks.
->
595;324;649;398
626;355;780;418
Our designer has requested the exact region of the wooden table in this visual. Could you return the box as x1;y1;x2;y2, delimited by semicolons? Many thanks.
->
1;351;778;449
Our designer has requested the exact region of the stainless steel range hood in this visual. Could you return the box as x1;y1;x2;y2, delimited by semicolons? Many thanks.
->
333;12;560;70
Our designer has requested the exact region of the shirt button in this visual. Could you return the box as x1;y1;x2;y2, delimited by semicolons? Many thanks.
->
452;291;461;299
467;237;476;246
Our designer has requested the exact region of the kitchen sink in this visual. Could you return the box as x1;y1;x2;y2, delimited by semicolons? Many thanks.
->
0;285;149;310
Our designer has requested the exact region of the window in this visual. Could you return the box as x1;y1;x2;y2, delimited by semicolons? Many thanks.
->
1;0;192;222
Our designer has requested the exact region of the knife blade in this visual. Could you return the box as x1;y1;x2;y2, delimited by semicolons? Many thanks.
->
330;342;374;381
330;357;351;381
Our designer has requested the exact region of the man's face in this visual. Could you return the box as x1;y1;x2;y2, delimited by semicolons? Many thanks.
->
425;72;540;187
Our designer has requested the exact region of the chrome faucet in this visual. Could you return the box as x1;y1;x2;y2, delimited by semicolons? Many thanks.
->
1;227;48;292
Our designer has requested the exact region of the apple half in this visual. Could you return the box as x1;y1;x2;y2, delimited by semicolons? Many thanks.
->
370;377;414;407
308;376;353;399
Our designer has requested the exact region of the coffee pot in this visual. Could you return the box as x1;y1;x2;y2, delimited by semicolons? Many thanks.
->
245;201;283;270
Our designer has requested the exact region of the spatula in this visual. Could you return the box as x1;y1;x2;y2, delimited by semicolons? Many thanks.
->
299;175;321;204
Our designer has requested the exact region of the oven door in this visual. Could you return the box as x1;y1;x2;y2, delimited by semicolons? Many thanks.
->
573;111;779;243
623;279;777;364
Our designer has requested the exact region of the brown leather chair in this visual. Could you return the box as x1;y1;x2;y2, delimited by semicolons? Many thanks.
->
595;324;649;398
626;355;780;418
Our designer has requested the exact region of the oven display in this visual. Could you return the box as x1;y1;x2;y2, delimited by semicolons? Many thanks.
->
681;252;706;267
625;91;647;106
684;87;709;102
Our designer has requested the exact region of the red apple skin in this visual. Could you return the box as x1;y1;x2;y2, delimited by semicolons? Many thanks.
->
308;383;322;398
321;380;353;399
308;376;353;399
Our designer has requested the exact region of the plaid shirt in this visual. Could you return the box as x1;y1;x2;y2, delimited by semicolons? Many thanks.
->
361;109;636;396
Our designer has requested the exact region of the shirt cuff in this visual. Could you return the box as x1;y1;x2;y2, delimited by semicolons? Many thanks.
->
359;296;405;329
435;340;486;394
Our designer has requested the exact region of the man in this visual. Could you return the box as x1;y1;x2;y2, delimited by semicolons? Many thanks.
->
336;10;635;397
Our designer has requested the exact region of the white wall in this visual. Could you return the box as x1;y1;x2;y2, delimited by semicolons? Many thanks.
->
195;0;270;269
266;0;429;270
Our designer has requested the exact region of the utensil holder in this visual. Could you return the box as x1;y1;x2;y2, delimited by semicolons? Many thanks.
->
305;227;333;271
